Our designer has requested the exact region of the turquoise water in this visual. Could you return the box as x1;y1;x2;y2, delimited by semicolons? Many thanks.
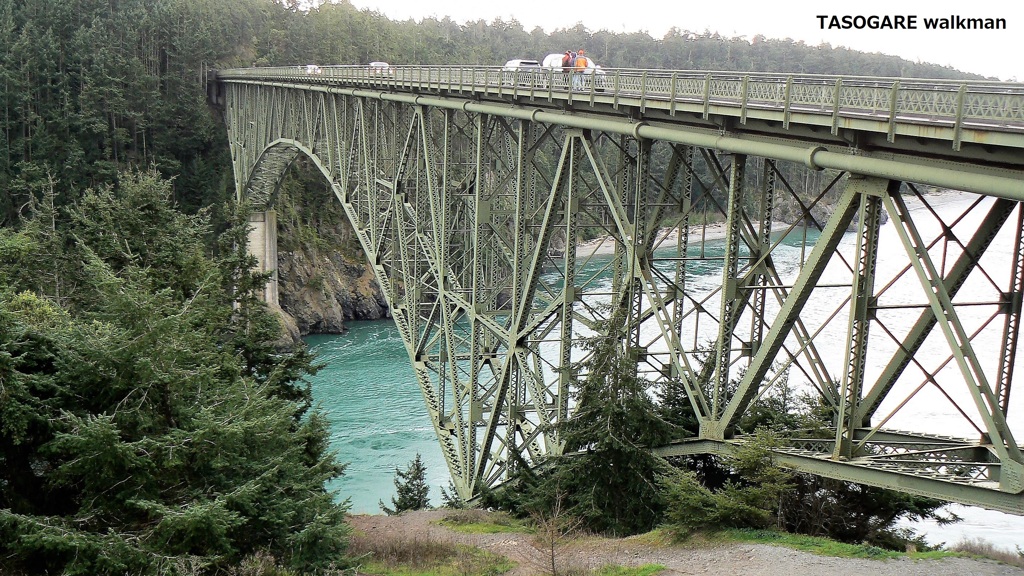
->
305;326;449;514
304;229;812;514
303;229;809;514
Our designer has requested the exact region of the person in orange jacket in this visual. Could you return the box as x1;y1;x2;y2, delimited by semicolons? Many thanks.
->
573;49;590;90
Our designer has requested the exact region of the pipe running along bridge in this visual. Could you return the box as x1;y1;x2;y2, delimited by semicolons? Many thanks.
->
209;64;1024;514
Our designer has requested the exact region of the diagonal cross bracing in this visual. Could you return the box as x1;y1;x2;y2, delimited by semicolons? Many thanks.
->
217;72;1024;513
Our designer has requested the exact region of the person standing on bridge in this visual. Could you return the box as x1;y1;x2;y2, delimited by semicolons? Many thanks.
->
562;51;576;89
573;49;589;91
561;50;573;72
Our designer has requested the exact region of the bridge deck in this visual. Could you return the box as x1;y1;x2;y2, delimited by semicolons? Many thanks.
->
216;65;1024;153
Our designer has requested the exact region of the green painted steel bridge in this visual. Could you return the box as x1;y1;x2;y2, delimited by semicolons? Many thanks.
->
209;65;1024;514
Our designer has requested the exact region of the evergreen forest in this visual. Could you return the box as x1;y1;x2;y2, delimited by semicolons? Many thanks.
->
0;0;988;573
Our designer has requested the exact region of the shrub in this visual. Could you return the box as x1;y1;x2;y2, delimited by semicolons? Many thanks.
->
380;453;431;515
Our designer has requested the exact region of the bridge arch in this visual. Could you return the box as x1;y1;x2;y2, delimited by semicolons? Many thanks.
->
217;68;1024;512
238;140;303;305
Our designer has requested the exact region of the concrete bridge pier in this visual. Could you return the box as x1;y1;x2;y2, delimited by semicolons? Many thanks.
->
247;209;278;305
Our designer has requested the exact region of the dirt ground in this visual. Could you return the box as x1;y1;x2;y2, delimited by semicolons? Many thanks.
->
348;509;1023;576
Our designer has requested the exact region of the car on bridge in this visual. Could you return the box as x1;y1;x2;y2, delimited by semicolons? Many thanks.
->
502;59;545;88
368;61;393;76
304;64;323;75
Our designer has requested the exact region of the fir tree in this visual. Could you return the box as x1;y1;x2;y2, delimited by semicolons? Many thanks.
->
440;479;466;509
489;324;676;536
380;453;431;515
0;171;349;575
546;333;674;535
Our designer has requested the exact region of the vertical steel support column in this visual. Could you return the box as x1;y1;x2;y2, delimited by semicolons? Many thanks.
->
508;120;531;441
359;101;380;250
834;177;889;459
712;154;745;419
435;109;472;497
611;135;630;333
498;125;525;476
427;109;464;494
749;160;777;357
639;143;688;379
997;204;1024;414
467;111;488;480
629;139;653;351
393;108;419;326
509;121;532;341
558;132;581;400
431;110;451;413
672;146;695;356
510;121;556;454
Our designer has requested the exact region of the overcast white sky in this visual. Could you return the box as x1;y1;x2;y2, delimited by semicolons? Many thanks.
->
346;0;1022;81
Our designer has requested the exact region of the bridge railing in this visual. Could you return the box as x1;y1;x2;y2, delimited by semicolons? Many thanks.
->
217;65;1024;133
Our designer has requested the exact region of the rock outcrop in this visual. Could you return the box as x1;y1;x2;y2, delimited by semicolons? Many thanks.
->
269;169;389;338
276;246;388;335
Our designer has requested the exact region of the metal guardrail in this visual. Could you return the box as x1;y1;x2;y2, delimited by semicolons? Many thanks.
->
218;65;1024;137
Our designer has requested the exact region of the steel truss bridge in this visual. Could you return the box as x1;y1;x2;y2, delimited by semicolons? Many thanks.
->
210;65;1024;514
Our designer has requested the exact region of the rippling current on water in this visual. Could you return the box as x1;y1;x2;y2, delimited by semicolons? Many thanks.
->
305;327;450;514
307;193;1024;551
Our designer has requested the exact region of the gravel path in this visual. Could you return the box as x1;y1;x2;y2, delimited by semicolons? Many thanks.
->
348;510;1023;576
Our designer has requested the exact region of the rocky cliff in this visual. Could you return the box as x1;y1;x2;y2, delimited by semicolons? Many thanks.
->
272;166;389;338
277;245;388;335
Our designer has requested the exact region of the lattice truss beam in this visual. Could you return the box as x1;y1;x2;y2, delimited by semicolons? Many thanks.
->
224;83;1024;513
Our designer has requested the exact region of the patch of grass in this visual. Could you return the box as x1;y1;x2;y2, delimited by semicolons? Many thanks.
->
591;564;667;576
355;555;512;576
348;533;513;576
951;538;1024;568
713;529;961;561
623;528;674;547
438;509;533;534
